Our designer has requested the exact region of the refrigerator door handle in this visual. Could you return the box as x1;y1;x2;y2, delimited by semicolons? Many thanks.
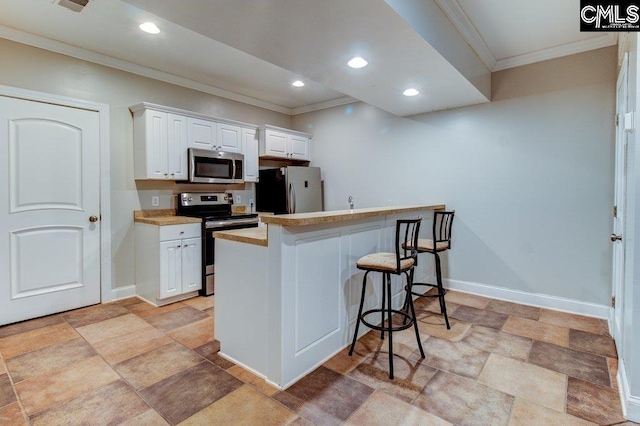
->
291;183;296;213
288;183;293;214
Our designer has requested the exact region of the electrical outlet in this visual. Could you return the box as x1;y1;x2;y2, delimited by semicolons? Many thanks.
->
235;195;242;204
151;195;160;207
248;198;254;206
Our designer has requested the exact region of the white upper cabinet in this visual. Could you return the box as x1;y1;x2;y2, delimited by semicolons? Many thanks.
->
131;103;259;181
243;127;259;182
187;117;217;150
259;125;312;161
132;108;188;180
218;123;243;154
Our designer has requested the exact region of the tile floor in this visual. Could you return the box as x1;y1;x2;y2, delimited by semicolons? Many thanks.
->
0;291;637;425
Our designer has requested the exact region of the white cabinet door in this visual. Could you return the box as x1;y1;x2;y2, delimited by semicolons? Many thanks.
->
145;109;169;179
167;113;188;180
181;237;202;292
188;117;217;150
289;134;310;161
160;240;183;299
264;129;288;158
218;123;243;153
243;127;259;182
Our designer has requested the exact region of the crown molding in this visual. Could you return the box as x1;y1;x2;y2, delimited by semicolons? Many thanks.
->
435;0;618;72
493;33;618;71
291;96;357;115
433;0;497;71
0;24;294;115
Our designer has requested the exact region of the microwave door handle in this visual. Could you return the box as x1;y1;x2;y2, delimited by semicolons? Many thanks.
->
232;160;237;182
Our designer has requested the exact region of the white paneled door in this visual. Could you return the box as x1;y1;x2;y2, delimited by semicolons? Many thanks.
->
0;96;101;326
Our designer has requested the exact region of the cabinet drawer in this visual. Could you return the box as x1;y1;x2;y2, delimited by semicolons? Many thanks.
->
159;223;201;241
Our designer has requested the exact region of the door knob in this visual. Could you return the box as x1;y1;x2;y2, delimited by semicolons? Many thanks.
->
611;233;622;242
89;215;99;223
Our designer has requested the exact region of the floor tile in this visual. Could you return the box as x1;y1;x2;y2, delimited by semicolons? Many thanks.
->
347;351;437;402
508;397;595;426
486;299;540;320
62;304;130;328
141;361;243;425
111;297;144;307
566;377;625;424
415;311;472;342
0;315;64;339
528;341;610;387
179;385;296;425
119;409;169;426
227;365;279;396
323;345;369;375
75;313;150;344
345;391;451;426
450;305;509;329
92;327;173;365
15;355;119;416
29;380;149;426
6;338;96;383
182;296;214;311
0;354;6;375
203;307;214;317
0;322;80;359
113;342;203;390
538;309;602;334
463;325;532;361
273;391;343;426
568;328;617;358
413;369;514;426
0;402;26;426
502;315;569;347
168;317;214;349
144;306;209;332
279;366;374;423
194;340;235;370
413;294;460;316
352;326;429;360
419;336;490;379
289;416;314;426
477;353;566;411
127;301;186;319
442;291;491;309
0;374;17;408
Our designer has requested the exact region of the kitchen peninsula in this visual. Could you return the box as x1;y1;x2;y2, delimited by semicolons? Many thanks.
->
214;204;444;389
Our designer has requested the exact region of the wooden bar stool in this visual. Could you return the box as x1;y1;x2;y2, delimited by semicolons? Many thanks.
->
348;218;425;379
403;210;455;329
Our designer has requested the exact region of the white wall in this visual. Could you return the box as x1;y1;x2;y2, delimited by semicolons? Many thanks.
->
293;47;616;306
0;38;291;291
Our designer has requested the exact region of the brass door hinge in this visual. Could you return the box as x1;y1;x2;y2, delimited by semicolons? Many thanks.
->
614;206;618;218
616;114;620;126
612;296;616;308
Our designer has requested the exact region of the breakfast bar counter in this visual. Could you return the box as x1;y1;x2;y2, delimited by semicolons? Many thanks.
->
215;204;444;389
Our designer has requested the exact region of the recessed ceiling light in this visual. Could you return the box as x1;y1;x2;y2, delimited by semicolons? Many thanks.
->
139;22;160;34
403;88;420;97
292;80;305;87
348;56;368;69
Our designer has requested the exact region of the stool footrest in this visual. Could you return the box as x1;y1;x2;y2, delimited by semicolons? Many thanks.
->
409;282;447;298
360;308;415;333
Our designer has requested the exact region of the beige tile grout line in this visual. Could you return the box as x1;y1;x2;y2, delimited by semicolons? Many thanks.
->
1;349;32;425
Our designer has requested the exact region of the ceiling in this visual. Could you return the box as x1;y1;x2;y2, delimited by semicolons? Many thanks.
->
0;0;616;116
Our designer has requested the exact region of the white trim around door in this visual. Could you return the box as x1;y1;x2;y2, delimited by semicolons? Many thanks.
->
0;84;113;303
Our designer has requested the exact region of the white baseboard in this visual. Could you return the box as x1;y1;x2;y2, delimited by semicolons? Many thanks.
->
110;285;136;301
444;278;610;319
618;358;640;422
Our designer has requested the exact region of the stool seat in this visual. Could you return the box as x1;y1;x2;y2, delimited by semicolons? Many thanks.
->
357;253;415;272
404;238;449;252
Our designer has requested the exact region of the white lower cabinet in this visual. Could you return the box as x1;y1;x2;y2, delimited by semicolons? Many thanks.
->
135;222;202;306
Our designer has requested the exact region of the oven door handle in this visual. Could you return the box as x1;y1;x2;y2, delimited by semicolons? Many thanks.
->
205;218;259;229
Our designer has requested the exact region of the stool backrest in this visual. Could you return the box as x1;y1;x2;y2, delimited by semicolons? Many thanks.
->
396;218;422;272
433;211;455;250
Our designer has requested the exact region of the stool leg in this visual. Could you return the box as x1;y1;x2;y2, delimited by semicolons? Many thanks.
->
349;271;369;356
385;272;394;379
402;269;413;326
380;273;386;340
407;268;425;359
434;253;450;330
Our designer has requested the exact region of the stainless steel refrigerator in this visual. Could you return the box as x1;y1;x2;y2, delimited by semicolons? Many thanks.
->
256;166;322;214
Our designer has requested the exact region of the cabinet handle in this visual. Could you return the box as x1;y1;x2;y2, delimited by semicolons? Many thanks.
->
180;231;184;234
176;245;181;248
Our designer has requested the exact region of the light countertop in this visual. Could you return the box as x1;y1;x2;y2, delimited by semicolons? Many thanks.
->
133;210;202;226
214;226;267;247
259;204;445;226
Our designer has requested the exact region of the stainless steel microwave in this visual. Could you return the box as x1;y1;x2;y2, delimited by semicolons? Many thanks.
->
188;148;244;184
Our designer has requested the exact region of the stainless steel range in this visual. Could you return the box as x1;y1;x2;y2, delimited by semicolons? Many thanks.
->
177;192;258;296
